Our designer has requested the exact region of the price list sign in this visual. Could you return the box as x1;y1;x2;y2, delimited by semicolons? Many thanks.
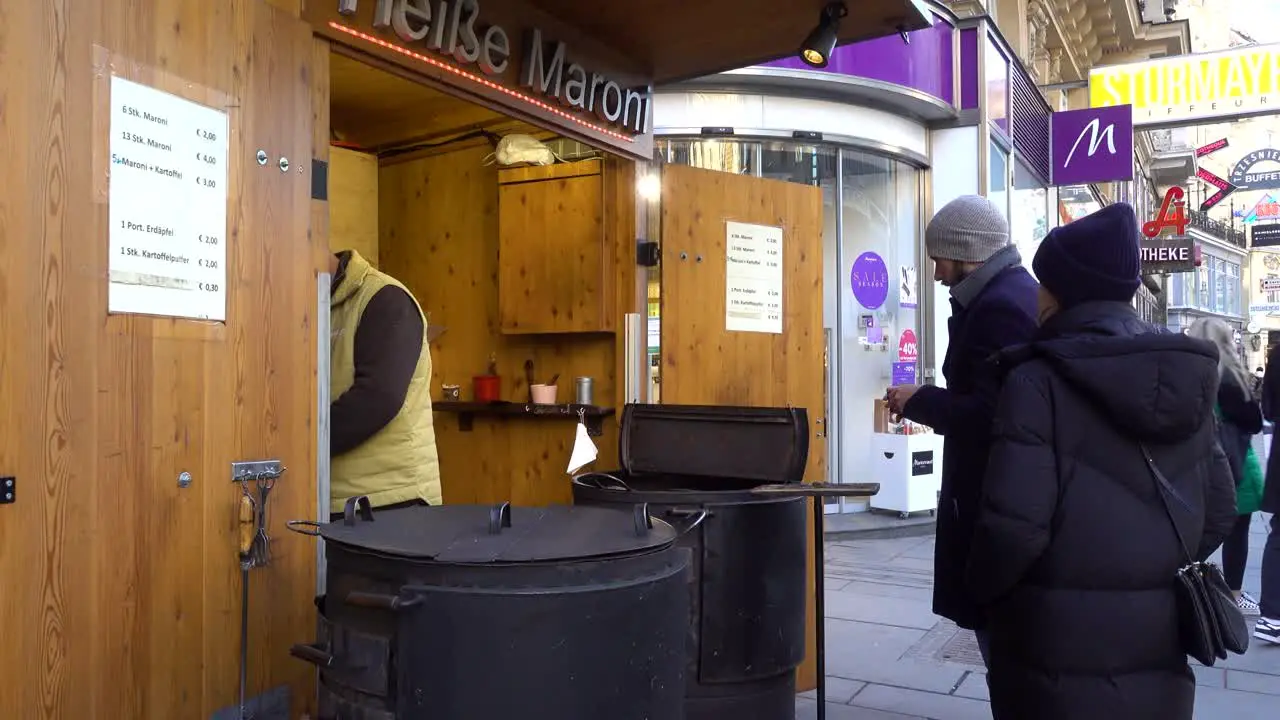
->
107;76;229;321
724;221;783;334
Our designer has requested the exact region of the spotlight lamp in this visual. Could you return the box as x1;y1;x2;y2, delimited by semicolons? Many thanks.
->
799;2;849;69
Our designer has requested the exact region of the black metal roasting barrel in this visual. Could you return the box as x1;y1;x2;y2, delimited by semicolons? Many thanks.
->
573;404;815;720
290;499;695;720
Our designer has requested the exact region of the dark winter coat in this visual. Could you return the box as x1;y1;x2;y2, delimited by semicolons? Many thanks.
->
967;302;1238;720
1260;344;1280;513
902;249;1038;630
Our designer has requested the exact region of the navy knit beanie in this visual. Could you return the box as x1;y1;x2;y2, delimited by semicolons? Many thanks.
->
1033;203;1142;308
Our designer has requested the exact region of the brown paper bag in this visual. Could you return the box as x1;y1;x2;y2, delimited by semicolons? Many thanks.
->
873;398;890;434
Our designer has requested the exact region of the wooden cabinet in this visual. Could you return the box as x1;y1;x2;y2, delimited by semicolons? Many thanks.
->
497;158;617;334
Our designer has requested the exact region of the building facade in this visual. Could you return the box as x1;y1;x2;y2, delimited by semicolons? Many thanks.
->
650;0;1189;512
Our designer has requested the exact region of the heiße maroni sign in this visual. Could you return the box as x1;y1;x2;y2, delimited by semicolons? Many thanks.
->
315;0;655;159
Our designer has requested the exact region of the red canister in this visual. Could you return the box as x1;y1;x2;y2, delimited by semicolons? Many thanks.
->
473;375;501;402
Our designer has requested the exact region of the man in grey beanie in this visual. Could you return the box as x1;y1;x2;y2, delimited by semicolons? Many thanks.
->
884;194;1038;664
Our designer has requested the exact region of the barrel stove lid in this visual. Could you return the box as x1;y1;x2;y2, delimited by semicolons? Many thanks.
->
318;501;679;564
619;404;809;485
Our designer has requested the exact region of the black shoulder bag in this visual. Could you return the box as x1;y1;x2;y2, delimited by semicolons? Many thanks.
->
1140;445;1249;666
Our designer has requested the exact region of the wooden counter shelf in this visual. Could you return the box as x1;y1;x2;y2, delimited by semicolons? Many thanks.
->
434;401;615;436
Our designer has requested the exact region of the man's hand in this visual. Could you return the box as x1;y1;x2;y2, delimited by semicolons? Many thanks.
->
885;384;920;416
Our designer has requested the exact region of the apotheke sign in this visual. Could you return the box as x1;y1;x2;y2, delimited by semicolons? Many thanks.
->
1141;236;1196;274
321;0;654;155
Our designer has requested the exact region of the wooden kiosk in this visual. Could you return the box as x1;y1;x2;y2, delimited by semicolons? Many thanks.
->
0;0;929;717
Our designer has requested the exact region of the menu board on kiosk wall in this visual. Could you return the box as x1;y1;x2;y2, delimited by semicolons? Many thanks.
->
307;0;655;161
107;76;229;321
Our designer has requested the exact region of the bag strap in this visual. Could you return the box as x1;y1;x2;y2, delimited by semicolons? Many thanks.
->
1139;444;1195;566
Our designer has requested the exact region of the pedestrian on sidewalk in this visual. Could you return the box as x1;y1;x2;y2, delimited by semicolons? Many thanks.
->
883;195;1038;665
1254;342;1280;644
1187;317;1264;616
966;203;1237;720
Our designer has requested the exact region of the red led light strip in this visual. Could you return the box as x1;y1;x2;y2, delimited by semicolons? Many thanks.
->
329;22;635;143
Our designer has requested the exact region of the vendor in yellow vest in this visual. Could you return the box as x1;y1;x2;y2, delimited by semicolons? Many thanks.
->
329;249;441;517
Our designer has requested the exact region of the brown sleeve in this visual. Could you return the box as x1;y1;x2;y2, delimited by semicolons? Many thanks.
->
331;285;425;456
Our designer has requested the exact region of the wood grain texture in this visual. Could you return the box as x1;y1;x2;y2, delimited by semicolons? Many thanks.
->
328;146;380;265
329;51;509;151
378;144;629;506
0;0;321;717
497;159;613;334
658;164;826;692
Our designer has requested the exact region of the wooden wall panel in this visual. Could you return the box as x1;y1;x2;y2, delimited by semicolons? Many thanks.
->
658;164;826;693
329;146;380;264
0;0;321;717
497;160;610;334
378;145;628;506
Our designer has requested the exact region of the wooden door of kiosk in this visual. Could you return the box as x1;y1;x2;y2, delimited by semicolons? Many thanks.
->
0;1;324;717
658;164;827;692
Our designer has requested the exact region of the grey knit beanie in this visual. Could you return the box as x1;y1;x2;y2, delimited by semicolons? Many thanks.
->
925;195;1011;263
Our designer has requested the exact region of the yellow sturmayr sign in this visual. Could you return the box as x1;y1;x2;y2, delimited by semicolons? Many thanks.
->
1090;43;1280;126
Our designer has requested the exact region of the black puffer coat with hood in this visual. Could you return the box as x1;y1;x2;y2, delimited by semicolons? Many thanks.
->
966;301;1238;720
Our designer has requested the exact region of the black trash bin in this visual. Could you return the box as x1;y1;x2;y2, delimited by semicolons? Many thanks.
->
573;403;817;720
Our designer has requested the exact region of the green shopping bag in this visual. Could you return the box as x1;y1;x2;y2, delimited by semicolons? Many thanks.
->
1240;445;1265;516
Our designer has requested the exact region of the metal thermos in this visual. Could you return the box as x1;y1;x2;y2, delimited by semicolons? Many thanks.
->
575;376;595;406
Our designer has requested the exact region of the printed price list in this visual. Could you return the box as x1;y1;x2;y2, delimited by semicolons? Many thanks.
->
108;75;229;321
724;221;783;334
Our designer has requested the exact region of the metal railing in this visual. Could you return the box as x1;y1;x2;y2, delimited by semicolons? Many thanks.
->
1188;208;1247;248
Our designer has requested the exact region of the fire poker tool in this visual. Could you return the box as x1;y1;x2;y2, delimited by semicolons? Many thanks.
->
232;462;285;720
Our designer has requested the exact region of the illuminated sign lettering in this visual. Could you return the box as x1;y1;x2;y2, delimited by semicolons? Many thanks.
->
1143;186;1189;239
338;0;651;135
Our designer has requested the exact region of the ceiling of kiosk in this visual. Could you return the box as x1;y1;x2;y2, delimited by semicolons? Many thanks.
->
329;52;549;152
525;0;931;83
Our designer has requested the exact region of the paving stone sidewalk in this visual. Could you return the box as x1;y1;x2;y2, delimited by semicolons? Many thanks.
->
794;514;1280;719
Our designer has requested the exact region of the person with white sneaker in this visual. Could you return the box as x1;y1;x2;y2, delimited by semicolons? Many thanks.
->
1188;318;1264;617
1257;344;1280;643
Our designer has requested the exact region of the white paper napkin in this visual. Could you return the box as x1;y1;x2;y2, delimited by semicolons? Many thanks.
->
567;421;599;474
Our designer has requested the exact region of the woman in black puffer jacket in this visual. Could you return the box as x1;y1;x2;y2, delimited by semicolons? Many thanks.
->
966;204;1237;720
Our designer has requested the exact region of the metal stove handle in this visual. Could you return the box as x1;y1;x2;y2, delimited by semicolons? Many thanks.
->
575;472;632;491
345;591;424;612
342;496;375;526
289;643;337;668
633;503;653;536
665;507;710;536
489;502;513;534
286;520;323;537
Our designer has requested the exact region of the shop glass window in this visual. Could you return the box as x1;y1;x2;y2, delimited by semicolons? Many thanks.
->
838;149;920;506
1169;273;1186;307
1057;184;1100;222
1223;257;1233;313
989;140;1009;222
1011;160;1048;276
1214;257;1228;314
985;35;1009;134
760;143;840;495
657;138;757;176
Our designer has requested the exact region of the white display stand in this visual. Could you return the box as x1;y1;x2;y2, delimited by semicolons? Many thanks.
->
868;432;945;518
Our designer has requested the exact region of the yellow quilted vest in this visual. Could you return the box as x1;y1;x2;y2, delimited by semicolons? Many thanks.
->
329;250;441;512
